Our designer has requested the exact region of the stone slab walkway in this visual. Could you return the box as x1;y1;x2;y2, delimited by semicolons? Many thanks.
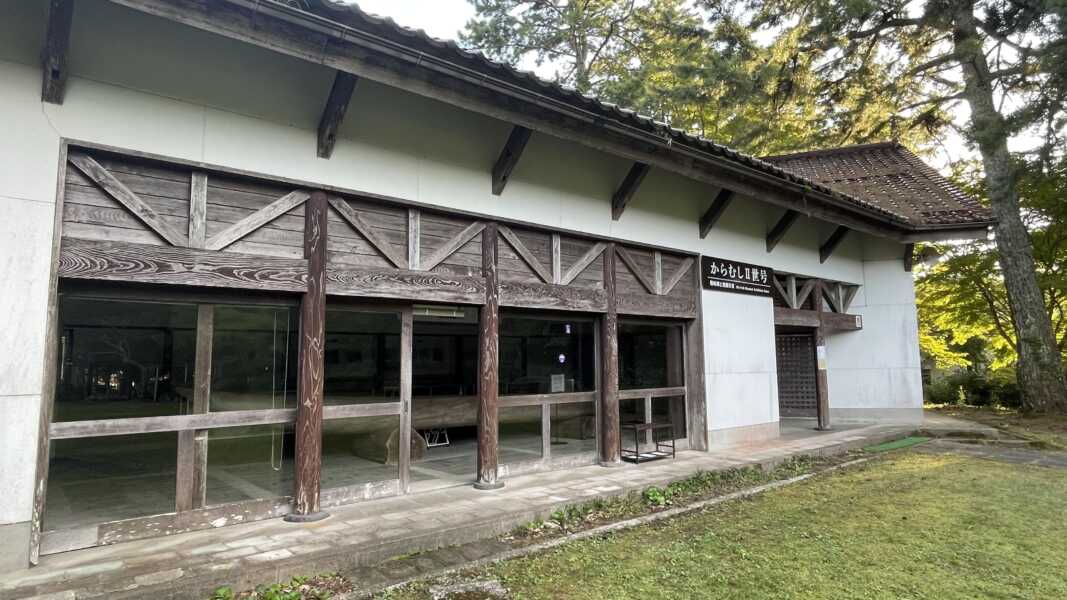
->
1;423;915;600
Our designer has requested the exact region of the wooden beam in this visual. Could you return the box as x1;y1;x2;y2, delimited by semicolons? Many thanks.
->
499;280;606;313
903;242;916;272
188;172;208;249
328;196;407;268
491;126;532;195
819;226;850;263
205;190;310;251
327;265;486;305
616;247;657;295
560;242;606;286
317;71;358;159
176;304;212;512
551;234;562;284
813;280;830;431
766;210;799;253
407;208;420;270
68;153;187;247
611;162;650;220
41;0;75;104
475;223;503;489
685;258;708;451
841;284;859;313
660;257;694;296
599;243;621;465
420;221;486;271
498;225;552;283
58;238;308;292
289;190;328;521
698;189;734;238
398;307;413;493
796;277;817;309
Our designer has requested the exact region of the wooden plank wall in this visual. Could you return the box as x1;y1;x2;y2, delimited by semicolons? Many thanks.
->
57;147;697;318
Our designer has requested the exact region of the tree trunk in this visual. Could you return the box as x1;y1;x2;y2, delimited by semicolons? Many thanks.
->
953;5;1067;412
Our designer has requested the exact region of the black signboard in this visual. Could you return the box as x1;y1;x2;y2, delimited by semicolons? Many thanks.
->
700;256;774;297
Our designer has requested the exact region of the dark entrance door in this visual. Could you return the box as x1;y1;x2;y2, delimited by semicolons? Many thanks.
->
775;332;818;418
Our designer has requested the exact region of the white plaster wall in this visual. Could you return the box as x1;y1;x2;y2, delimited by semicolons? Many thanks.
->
702;292;779;431
824;237;924;423
0;0;924;529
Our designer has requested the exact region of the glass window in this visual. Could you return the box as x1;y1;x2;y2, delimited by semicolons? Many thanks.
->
205;424;294;505
499;314;595;395
549;402;596;457
325;310;402;404
44;433;178;530
499;405;543;464
619;322;684;390
653;395;687;440
321;416;400;488
210;306;298;412
55;297;197;422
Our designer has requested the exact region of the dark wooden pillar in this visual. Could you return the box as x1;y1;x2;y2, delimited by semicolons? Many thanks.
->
599;243;621;465
813;280;831;431
475;223;504;489
287;191;329;521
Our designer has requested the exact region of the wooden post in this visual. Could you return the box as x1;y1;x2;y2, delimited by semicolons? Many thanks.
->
176;305;212;512
599;243;621;465
814;280;831;431
475;223;504;489
287;191;329;521
399;307;413;493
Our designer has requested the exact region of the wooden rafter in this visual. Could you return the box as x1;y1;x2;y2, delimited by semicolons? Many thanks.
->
560;242;606;285
68;153;187;247
41;0;74;104
498;225;551;283
766;210;799;253
420;221;486;271
616;246;657;294
611;162;650;220
819;226;850;263
317;71;359;159
328;196;408;269
660;257;694;296
699;189;734;238
491;126;532;195
205;190;310;251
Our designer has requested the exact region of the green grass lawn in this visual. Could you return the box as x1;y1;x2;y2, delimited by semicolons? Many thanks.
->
388;452;1067;599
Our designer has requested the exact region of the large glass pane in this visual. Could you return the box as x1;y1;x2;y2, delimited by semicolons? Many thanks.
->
205;424;294;505
411;307;478;488
618;322;684;390
44;433;177;530
549;401;597;457
55;297;197;422
653;395;687;440
210;306;298;412
499;313;595;395
499;405;543;464
325;310;401;404
321;416;400;488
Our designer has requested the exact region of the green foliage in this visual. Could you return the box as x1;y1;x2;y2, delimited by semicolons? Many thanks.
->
918;156;1067;372
211;574;345;600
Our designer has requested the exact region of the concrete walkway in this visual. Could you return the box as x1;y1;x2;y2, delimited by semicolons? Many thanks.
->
1;423;914;600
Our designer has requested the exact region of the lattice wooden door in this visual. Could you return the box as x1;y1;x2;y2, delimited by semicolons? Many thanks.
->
775;333;817;417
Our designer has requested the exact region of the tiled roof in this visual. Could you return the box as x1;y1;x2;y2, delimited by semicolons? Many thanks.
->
299;1;988;230
763;143;994;227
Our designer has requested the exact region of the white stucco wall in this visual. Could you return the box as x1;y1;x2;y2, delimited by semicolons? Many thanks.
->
0;0;924;538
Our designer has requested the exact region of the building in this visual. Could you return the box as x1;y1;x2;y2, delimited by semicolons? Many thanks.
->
0;0;993;574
